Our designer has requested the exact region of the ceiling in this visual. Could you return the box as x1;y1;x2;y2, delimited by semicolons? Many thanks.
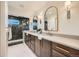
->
8;1;48;17
8;1;64;17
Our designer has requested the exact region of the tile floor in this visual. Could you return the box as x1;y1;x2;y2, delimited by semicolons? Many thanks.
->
8;43;37;57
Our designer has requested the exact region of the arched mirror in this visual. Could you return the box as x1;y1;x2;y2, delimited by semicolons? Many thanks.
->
44;6;58;31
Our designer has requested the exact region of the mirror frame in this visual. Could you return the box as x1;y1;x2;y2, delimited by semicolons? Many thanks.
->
44;6;58;31
32;16;38;30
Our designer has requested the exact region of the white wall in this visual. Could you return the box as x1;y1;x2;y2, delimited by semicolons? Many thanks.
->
0;1;8;57
58;2;79;35
42;1;79;35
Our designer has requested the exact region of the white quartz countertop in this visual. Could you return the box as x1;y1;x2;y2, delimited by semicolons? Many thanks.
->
23;31;79;50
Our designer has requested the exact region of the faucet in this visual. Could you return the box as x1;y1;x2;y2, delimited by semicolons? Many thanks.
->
37;29;42;34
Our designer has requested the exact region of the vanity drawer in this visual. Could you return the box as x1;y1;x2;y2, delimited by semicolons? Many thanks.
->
52;50;65;57
52;42;79;57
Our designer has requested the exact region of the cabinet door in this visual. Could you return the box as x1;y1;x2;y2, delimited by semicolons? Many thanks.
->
40;39;52;57
35;37;41;57
52;50;65;57
24;33;29;46
30;43;35;52
30;35;35;45
24;33;27;43
27;34;31;47
52;42;69;57
30;35;35;52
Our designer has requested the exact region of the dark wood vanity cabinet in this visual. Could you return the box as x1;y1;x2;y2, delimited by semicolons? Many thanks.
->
24;33;79;57
25;34;35;52
52;42;79;57
40;39;52;57
24;34;52;57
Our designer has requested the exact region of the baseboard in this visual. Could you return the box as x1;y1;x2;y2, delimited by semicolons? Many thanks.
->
8;41;23;46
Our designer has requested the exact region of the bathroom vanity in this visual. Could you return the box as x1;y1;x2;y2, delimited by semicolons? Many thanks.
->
23;31;79;57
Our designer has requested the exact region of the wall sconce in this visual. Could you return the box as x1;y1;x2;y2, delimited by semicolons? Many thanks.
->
29;19;32;25
38;11;43;19
65;1;71;19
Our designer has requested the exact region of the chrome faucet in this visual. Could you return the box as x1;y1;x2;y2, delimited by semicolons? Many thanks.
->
37;29;42;34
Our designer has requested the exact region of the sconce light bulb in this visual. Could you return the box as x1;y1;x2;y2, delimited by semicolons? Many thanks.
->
65;1;71;10
65;1;71;6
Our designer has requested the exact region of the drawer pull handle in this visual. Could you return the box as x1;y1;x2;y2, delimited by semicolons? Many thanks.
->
56;46;70;53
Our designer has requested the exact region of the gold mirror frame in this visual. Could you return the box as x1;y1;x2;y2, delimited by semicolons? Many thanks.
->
44;6;58;31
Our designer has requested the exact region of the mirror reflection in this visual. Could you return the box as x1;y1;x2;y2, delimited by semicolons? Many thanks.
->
44;6;58;31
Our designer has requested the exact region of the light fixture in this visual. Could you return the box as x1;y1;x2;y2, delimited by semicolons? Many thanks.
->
65;1;71;19
38;11;43;20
